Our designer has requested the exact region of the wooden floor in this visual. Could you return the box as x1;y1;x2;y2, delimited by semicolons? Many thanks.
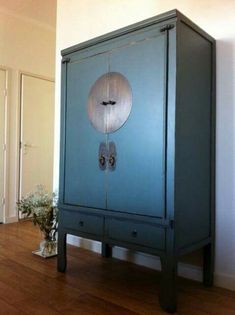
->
0;222;234;315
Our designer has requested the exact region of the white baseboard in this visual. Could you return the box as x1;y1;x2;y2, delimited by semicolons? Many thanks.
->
67;236;202;282
214;272;235;291
67;236;235;290
113;246;203;282
4;216;18;223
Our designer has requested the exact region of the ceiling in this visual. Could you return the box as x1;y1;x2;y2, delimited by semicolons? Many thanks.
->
0;0;56;29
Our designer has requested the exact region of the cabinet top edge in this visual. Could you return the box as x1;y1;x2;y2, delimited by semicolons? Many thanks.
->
61;9;215;57
61;9;178;56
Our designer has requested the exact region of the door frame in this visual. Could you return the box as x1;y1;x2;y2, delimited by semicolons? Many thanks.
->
0;66;9;223
17;71;55;218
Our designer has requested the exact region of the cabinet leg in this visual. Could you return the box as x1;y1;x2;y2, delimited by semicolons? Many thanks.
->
159;257;177;313
57;231;67;272
102;243;112;258
203;243;214;287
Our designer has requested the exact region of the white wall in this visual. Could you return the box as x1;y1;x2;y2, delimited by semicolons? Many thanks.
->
0;10;56;222
55;0;235;290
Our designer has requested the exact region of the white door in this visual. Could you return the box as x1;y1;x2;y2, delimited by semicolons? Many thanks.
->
19;74;55;199
0;69;7;223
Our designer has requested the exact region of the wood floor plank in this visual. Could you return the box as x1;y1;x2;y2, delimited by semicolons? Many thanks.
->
61;293;140;315
0;298;26;315
13;298;61;315
0;280;28;304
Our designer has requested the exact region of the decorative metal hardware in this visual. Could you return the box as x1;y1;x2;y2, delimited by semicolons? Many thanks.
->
160;24;175;32
62;57;71;64
87;72;132;134
98;142;108;170
100;100;116;106
99;155;106;166
108;142;116;171
98;142;117;170
109;155;115;167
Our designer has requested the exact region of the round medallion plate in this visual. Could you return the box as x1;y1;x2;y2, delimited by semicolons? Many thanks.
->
87;72;132;133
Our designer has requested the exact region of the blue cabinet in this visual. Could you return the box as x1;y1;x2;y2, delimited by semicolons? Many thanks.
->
63;27;166;217
58;10;215;313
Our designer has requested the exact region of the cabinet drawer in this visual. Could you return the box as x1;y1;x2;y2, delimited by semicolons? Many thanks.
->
107;219;165;250
61;211;103;235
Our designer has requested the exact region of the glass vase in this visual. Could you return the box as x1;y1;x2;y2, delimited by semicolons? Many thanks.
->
32;235;57;258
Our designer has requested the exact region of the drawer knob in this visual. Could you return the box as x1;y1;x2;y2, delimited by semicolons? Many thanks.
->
132;230;137;237
79;221;84;227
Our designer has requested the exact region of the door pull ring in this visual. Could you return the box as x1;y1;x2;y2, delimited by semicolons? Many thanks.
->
109;155;116;167
99;155;106;167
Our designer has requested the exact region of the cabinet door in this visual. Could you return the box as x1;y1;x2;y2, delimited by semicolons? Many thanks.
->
63;54;108;208
107;32;166;217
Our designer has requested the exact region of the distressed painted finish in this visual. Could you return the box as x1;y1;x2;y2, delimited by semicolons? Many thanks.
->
58;10;215;313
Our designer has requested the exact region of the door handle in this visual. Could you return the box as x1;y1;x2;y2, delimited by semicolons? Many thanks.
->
109;155;115;167
99;155;106;167
100;100;116;106
98;142;117;170
23;143;33;148
22;142;34;154
108;142;116;171
98;142;107;170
